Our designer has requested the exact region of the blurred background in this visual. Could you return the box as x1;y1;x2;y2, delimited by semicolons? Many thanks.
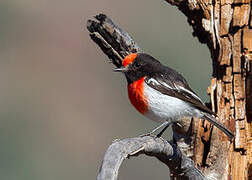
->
0;0;212;179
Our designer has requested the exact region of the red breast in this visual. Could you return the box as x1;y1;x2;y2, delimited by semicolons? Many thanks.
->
122;53;149;114
127;77;149;114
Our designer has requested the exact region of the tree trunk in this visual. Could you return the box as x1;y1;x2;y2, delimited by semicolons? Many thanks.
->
164;0;252;179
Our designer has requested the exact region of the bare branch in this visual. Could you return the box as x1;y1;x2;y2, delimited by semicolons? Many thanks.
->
97;136;206;180
87;14;141;68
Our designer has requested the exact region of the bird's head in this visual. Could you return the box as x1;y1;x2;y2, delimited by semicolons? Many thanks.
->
114;53;161;83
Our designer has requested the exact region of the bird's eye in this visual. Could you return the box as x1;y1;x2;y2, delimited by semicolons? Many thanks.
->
134;62;141;68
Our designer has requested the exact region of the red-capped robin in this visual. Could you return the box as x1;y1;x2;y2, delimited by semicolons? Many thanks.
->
113;53;234;139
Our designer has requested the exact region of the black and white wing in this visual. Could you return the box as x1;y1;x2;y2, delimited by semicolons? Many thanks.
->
145;71;215;116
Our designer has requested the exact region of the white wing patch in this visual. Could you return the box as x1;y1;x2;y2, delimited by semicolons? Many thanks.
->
146;78;173;89
176;85;203;103
146;78;159;86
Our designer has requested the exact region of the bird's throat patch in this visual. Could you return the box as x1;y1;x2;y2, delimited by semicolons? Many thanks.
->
128;77;148;114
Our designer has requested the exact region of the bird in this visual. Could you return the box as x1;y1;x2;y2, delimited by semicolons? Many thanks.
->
113;53;234;139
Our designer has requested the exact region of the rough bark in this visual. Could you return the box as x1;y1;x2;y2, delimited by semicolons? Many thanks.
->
163;0;252;179
87;14;141;68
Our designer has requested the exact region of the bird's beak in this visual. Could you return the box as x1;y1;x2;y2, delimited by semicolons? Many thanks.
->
113;66;128;72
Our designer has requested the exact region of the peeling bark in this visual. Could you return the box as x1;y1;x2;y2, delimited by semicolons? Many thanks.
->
164;0;252;179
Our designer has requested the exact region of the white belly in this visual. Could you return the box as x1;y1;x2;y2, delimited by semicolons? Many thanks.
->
143;82;199;123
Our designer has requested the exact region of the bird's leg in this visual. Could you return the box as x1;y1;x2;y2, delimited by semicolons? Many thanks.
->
139;121;172;137
156;122;172;137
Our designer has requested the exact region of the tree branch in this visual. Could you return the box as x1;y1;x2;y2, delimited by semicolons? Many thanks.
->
97;136;206;180
87;14;141;68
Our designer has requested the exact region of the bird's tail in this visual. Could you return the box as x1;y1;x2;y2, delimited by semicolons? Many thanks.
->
202;113;234;139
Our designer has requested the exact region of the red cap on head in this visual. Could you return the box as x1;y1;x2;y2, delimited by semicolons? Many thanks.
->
122;53;138;67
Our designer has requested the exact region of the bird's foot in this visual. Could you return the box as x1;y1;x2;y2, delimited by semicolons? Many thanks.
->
138;121;172;138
